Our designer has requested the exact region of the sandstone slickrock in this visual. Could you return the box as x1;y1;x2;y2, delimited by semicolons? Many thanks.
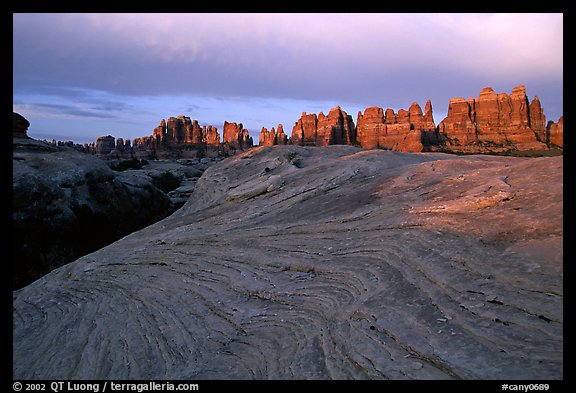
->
437;86;549;153
13;146;562;379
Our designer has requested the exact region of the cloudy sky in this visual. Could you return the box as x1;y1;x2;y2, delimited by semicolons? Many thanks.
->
13;13;563;144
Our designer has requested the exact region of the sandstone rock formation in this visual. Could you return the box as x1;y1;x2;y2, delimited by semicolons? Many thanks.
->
223;121;253;150
204;125;220;146
259;127;276;147
291;112;318;146
14;145;563;379
547;116;563;148
291;106;355;146
260;125;288;147
13;136;175;289
13;112;30;139
437;86;548;153
93;116;234;160
276;124;288;145
95;135;116;156
154;116;212;146
356;101;436;152
316;106;356;146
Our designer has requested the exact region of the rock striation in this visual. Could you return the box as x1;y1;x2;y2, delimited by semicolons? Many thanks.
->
291;106;355;146
13;145;563;379
437;85;549;152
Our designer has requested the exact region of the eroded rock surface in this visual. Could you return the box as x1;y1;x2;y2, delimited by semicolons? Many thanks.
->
12;138;175;289
13;146;562;380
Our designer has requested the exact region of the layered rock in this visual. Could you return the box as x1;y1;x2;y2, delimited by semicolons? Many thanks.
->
547;116;563;147
316;106;356;146
204;125;220;145
276;124;288;145
13;124;175;289
223;121;253;150
95;135;116;156
97;116;230;160
291;112;318;146
437;86;548;152
259;125;288;147
291;106;355;146
13;146;563;380
356;106;385;149
356;101;436;152
529;96;547;143
154;116;218;147
259;127;277;147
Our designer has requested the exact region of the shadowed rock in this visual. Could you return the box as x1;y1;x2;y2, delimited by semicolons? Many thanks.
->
13;112;30;139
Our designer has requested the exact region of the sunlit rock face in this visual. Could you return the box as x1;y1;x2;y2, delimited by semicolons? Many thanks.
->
437;85;549;152
291;106;355;147
356;101;436;152
547;116;563;148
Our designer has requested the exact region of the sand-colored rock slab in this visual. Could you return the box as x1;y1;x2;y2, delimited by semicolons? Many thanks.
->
13;146;562;379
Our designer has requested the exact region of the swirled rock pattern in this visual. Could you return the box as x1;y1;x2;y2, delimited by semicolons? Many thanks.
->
13;146;563;380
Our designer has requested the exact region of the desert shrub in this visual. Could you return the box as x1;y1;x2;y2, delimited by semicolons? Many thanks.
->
285;151;299;161
285;151;303;167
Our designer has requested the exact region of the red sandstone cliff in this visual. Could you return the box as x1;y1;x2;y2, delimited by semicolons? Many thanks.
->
291;106;355;146
356;101;436;152
88;85;560;158
547;116;563;148
437;85;548;152
223;121;253;150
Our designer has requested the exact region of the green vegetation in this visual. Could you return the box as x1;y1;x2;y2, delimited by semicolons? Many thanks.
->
285;151;303;168
492;149;563;157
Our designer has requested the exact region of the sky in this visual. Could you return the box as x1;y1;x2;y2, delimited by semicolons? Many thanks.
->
13;13;563;145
